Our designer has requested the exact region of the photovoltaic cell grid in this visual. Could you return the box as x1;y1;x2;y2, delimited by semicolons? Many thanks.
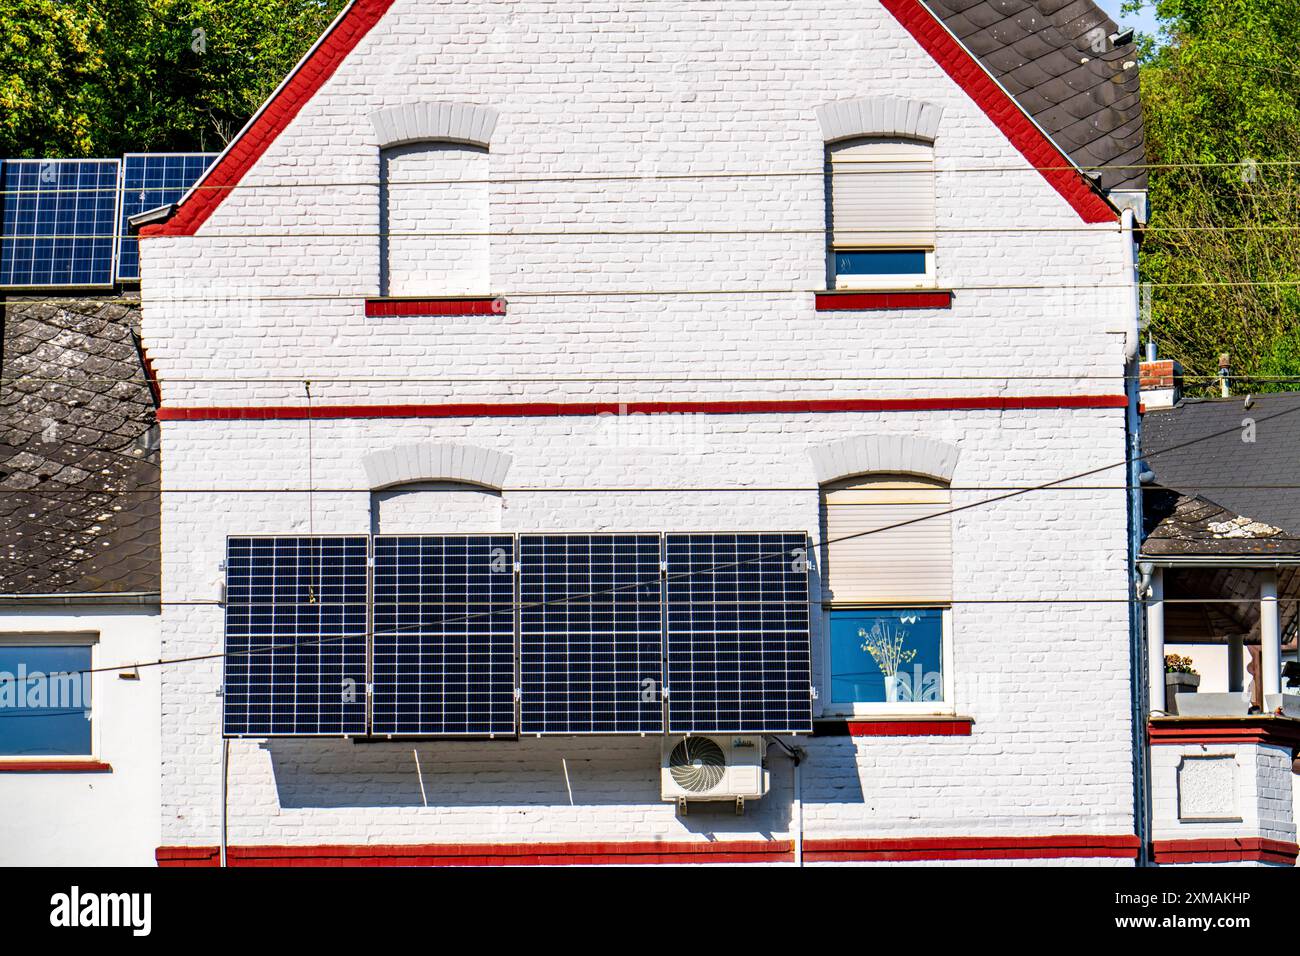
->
117;153;216;280
665;533;813;734
372;536;516;736
223;536;368;736
519;534;663;734
0;159;120;288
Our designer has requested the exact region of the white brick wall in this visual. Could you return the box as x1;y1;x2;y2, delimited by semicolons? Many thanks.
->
142;0;1137;856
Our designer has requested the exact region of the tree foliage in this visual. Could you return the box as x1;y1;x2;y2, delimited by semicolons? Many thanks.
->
1136;0;1300;392
0;0;345;157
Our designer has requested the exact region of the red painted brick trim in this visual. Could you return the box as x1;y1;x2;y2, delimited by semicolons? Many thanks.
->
365;298;501;317
881;0;1116;224
140;0;398;238
157;837;1138;868
815;291;953;311
157;834;1138;866
1151;838;1298;866
1148;718;1300;749
804;834;1140;863
847;718;973;737
0;760;112;773
158;840;793;867
157;394;1128;422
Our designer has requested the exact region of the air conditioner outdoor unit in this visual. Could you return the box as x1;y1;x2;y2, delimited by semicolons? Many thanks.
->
661;735;769;813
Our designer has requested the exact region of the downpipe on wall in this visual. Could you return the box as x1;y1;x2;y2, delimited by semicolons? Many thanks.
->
767;736;806;866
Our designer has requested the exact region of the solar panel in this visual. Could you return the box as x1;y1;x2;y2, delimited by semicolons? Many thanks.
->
0;159;120;288
117;153;216;281
664;533;812;734
519;534;663;734
223;536;369;736
372;536;517;736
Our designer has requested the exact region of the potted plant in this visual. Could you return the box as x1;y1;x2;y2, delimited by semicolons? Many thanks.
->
1165;654;1201;702
860;620;918;703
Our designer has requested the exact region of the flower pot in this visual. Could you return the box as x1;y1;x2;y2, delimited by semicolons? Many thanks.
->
1166;671;1200;693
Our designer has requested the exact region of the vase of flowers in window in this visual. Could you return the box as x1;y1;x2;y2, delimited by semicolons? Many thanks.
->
860;619;918;703
1165;654;1200;709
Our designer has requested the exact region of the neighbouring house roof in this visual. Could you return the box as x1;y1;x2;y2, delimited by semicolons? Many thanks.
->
0;297;160;595
927;0;1146;191
1142;393;1300;557
1141;393;1300;645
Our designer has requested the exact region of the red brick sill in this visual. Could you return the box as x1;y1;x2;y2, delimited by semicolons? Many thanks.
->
364;297;502;317
0;760;112;773
814;717;973;737
815;290;953;311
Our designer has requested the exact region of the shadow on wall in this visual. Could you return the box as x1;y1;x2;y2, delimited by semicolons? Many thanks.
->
263;735;868;833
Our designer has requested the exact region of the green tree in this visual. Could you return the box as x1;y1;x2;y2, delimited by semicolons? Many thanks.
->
0;0;345;157
0;0;107;156
1135;0;1300;393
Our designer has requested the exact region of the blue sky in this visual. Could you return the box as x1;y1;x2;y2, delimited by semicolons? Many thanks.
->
1095;0;1163;41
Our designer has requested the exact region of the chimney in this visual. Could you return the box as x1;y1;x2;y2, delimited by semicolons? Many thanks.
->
1139;341;1183;410
1218;353;1232;398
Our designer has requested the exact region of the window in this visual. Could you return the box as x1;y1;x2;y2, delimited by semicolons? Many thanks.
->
0;641;93;756
827;138;935;290
380;142;489;297
821;474;953;712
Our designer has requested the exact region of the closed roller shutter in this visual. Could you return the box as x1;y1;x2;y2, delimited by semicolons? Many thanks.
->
824;474;951;603
829;138;935;249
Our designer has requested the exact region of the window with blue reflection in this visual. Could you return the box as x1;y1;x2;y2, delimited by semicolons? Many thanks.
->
835;250;927;276
0;644;92;756
829;608;943;704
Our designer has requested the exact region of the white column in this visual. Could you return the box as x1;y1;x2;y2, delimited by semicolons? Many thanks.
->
1147;568;1166;713
1261;571;1281;699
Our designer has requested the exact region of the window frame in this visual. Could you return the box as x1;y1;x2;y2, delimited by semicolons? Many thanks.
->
0;632;100;763
821;605;955;717
833;248;936;291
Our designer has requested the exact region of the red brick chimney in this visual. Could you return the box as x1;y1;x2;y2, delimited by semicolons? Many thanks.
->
1140;344;1183;411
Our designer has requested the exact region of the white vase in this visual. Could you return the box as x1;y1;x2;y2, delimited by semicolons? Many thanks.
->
883;673;901;703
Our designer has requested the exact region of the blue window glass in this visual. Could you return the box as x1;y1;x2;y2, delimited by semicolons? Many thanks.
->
0;645;92;756
835;250;927;276
829;608;943;704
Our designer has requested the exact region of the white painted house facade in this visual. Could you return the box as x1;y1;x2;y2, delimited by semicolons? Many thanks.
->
136;0;1148;865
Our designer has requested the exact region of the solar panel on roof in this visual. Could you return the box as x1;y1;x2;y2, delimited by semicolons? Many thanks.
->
116;153;216;281
372;535;517;736
664;532;812;734
519;534;663;734
0;159;120;288
223;536;369;736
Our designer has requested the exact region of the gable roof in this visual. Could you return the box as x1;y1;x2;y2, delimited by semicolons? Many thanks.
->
143;0;1117;242
1141;393;1300;558
928;0;1146;192
0;297;160;595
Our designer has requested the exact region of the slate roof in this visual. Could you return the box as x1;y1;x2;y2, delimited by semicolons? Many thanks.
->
1141;393;1300;557
928;0;1147;191
0;297;160;595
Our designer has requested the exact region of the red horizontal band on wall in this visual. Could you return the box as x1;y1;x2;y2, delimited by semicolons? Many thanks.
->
141;0;398;238
158;394;1128;422
157;833;1139;867
158;840;793;867
364;298;501;317
1148;718;1300;749
815;291;953;311
0;760;112;773
804;834;1140;863
881;0;1116;224
1150;838;1298;866
847;718;973;737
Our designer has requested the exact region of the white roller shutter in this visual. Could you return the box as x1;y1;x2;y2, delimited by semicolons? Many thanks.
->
823;474;952;603
829;138;935;249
